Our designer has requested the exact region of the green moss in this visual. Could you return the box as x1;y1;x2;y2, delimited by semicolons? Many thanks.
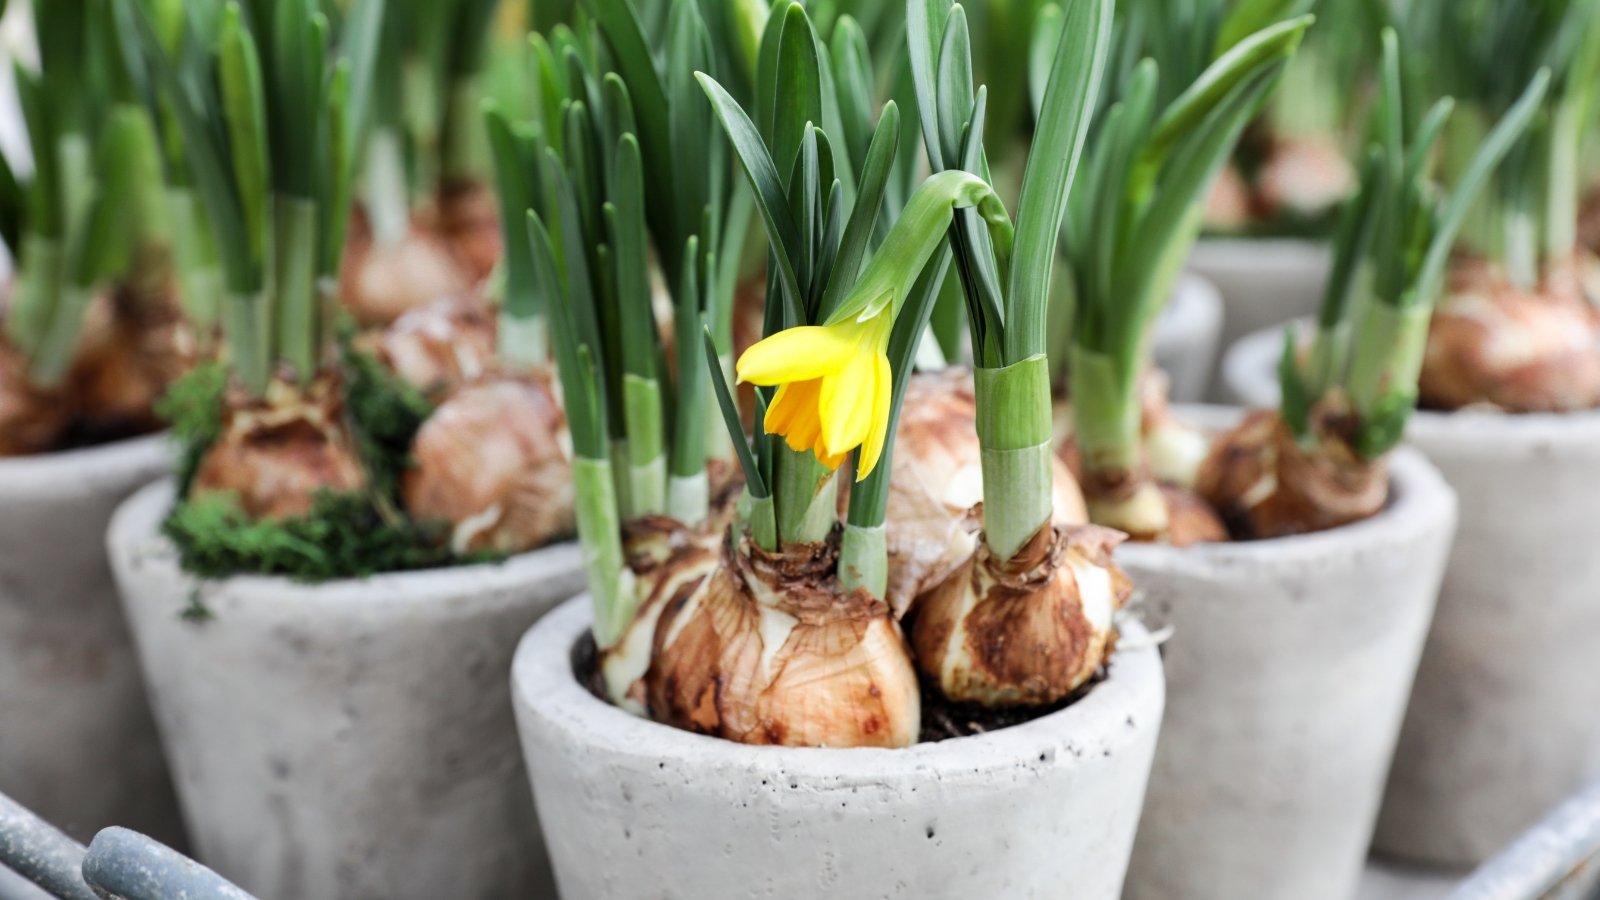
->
163;490;470;582
154;361;228;495
156;341;480;584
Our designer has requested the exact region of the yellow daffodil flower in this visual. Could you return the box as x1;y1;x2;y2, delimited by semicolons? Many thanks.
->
736;307;894;480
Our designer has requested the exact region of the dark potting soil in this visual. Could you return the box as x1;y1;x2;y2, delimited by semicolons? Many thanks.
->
571;631;1110;744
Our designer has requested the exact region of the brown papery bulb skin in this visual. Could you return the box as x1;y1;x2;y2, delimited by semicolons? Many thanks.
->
1256;135;1357;224
402;374;573;555
190;371;368;521
358;295;497;401
912;524;1133;708
0;336;72;456
646;534;921;748
339;210;472;328
882;370;1087;619
438;179;502;285
1580;185;1600;255
600;515;723;713
1420;255;1600;413
70;270;197;436
1203;163;1254;233
1195;406;1387;541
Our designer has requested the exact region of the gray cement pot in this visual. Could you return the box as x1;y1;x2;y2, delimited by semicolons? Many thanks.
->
512;597;1165;900
1120;408;1457;900
0;434;183;846
1153;273;1225;404
107;480;586;900
1187;237;1332;401
1226;325;1600;867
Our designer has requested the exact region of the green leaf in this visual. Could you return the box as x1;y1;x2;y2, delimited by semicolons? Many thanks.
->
1003;0;1113;362
218;3;270;273
770;3;824;182
703;327;768;498
818;102;900;322
698;71;807;326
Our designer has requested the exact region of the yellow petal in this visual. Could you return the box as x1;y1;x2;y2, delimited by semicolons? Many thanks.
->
855;352;893;480
765;379;824;453
736;325;858;386
819;347;875;459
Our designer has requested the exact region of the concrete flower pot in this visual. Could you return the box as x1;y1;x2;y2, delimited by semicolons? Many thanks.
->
1152;274;1225;404
0;434;183;846
512;597;1165;900
1119;407;1458;900
1227;325;1600;867
107;480;586;900
1187;237;1332;400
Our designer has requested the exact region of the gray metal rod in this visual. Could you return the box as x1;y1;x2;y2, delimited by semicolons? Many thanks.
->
80;828;255;900
1450;780;1600;900
0;792;96;900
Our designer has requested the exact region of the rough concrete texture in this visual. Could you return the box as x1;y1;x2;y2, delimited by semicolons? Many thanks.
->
107;480;586;900
1227;325;1600;866
0;434;184;847
513;598;1165;900
1153;274;1225;404
1119;405;1458;900
1187;238;1332;402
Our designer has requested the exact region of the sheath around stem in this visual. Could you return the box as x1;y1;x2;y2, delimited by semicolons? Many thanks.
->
976;356;1054;562
574;455;636;651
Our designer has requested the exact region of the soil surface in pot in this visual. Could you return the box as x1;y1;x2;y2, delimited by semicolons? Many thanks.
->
573;632;1110;744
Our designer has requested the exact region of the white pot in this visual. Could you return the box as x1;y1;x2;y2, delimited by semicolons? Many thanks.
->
107;480;587;900
1152;274;1225;404
512;597;1165;900
1226;326;1600;866
1119;407;1458;900
1187;238;1332;401
0;434;182;845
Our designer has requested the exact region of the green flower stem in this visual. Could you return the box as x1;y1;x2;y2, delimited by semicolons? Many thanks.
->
1347;298;1430;429
498;313;549;370
574;455;636;651
775;445;838;546
838;523;887;599
274;196;319;382
622;373;666;516
1547;97;1586;259
976;355;1054;561
443;79;487;184
1069;344;1143;484
362;129;412;246
668;472;709;525
165;188;222;331
4;240;63;354
26;283;94;387
225;289;272;395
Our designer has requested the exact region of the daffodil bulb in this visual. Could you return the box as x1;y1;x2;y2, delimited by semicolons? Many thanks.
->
883;370;1087;618
1202;163;1254;233
645;532;921;748
599;515;721;714
402;374;574;555
437;179;501;285
1140;371;1209;490
339;213;472;328
1257;134;1358;224
911;524;1132;708
1196;405;1387;540
1420;254;1600;412
360;296;497;401
1581;186;1600;255
0;336;72;456
70;276;197;437
190;372;368;521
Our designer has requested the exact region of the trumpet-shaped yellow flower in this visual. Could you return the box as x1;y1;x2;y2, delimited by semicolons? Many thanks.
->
737;308;894;480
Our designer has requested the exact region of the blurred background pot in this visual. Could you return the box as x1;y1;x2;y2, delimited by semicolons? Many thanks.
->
1187;238;1332;400
512;598;1165;900
1227;326;1600;866
0;434;182;846
1152;274;1226;404
1120;406;1456;900
107;480;585;900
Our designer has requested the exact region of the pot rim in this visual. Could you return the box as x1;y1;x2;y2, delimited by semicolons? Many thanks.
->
109;478;584;609
1225;320;1600;449
0;430;169;492
1119;404;1457;573
1190;236;1332;269
513;597;1164;780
